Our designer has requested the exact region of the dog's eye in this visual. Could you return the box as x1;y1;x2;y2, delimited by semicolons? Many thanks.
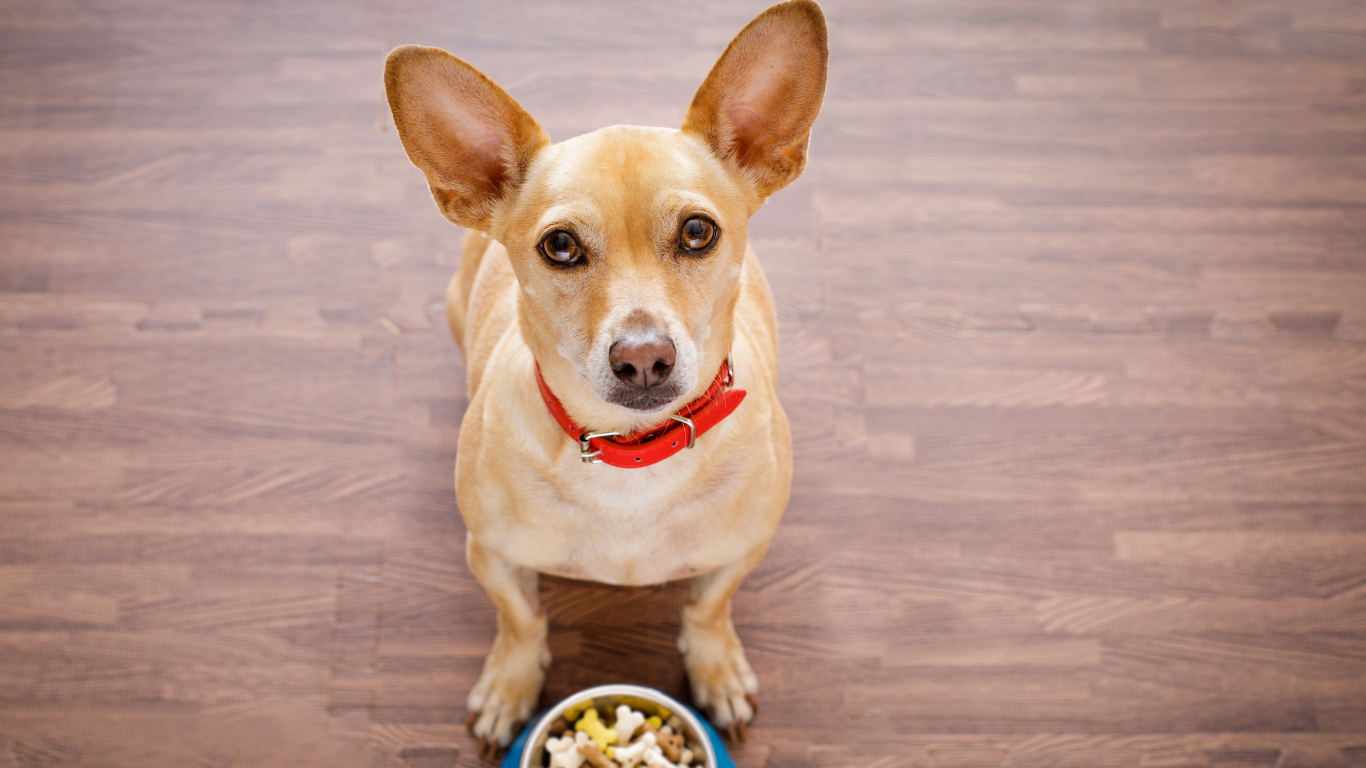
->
679;217;718;253
540;230;583;265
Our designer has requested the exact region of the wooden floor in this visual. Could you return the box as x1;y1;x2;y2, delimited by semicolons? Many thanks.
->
3;1;1366;766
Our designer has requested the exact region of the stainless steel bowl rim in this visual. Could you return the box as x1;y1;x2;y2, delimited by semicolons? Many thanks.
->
517;683;717;768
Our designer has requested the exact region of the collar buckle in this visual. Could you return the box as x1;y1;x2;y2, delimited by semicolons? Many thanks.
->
578;431;621;464
669;414;697;449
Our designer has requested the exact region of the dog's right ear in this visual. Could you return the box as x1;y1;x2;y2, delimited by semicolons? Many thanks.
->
385;46;550;230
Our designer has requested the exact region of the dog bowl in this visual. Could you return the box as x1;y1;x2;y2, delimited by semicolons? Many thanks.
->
502;684;735;768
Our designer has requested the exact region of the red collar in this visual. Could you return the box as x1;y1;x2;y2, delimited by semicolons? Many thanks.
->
534;357;747;468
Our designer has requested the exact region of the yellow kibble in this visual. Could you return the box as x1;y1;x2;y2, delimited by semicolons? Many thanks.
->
646;716;663;731
574;708;617;749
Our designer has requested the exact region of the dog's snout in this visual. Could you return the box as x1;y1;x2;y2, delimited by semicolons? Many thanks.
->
609;335;676;390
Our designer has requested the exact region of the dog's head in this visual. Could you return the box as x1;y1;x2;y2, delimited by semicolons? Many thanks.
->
386;1;827;419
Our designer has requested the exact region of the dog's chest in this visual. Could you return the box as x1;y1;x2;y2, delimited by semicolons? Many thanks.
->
493;455;764;585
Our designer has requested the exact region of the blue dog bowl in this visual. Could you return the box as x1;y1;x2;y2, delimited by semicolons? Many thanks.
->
502;684;735;768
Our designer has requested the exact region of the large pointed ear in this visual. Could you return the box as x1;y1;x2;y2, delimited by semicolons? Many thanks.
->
385;45;551;230
682;0;828;198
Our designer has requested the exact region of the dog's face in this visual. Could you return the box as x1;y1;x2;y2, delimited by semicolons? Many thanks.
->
385;1;827;417
497;127;755;413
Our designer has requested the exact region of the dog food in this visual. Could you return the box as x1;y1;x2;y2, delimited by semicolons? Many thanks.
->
543;703;701;768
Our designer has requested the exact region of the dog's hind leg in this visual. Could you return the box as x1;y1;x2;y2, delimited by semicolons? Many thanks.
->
464;535;549;757
678;544;767;741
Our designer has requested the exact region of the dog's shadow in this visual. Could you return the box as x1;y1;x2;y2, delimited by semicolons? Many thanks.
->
538;576;691;708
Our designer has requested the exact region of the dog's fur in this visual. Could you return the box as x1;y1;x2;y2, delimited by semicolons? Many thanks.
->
384;0;827;753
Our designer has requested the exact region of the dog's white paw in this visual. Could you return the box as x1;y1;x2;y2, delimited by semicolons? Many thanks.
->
678;622;759;741
466;632;550;759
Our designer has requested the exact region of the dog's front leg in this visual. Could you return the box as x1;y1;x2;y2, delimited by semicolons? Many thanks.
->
678;545;767;741
465;535;549;757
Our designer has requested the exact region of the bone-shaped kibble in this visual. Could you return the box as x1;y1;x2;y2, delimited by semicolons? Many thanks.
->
574;708;617;751
546;731;590;768
613;732;656;768
645;748;680;768
615;705;646;744
656;731;684;762
576;738;612;768
642;721;684;763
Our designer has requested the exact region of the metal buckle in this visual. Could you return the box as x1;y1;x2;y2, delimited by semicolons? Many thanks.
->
669;415;697;449
724;352;736;388
578;431;621;464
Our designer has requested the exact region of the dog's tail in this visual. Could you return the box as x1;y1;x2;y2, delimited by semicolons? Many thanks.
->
446;229;493;352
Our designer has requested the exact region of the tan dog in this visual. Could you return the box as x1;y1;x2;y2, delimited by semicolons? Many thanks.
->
384;0;826;755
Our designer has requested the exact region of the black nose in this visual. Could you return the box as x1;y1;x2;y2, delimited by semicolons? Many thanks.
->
609;336;676;390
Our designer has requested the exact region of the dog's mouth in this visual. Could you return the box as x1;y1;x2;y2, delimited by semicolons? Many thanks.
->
607;386;684;413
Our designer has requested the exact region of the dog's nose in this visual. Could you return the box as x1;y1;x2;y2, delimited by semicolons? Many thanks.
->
609;335;676;390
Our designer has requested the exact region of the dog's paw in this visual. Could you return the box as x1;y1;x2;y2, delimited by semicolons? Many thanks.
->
678;623;759;742
466;633;550;759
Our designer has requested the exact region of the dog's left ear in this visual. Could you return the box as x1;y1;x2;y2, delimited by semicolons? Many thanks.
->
683;0;828;198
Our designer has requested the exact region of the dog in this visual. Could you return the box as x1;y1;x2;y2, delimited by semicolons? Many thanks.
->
384;0;827;756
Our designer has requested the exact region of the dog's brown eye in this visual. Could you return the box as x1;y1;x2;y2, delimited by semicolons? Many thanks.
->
540;230;583;265
680;217;717;253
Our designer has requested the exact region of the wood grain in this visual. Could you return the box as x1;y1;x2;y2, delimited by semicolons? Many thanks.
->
2;0;1366;766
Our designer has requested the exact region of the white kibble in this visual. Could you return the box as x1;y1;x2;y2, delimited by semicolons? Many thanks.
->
545;732;588;768
615;705;646;743
645;748;680;768
614;732;656;768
